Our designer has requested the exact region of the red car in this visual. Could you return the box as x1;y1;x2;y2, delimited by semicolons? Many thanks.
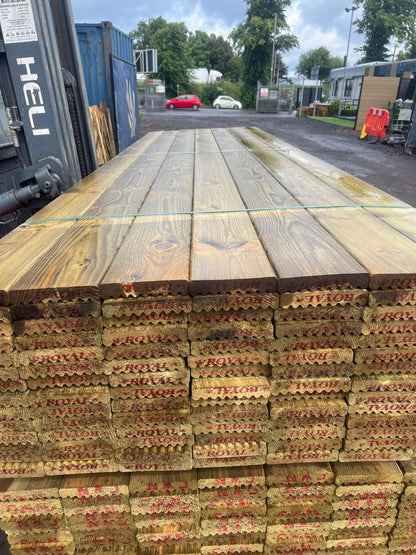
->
165;94;201;110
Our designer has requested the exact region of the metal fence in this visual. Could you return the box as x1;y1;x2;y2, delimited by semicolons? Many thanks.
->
256;83;294;113
143;80;166;112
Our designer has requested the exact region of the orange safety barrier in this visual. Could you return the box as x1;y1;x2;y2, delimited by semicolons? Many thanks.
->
364;107;390;138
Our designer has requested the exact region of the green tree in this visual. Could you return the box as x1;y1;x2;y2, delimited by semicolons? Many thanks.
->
273;52;290;82
189;30;211;68
231;0;298;107
353;0;416;62
296;46;343;80
208;35;234;75
226;54;243;82
131;17;192;96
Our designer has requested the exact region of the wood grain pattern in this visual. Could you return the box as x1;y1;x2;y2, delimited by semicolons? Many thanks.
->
100;130;194;298
190;129;277;295
231;127;416;291
214;128;368;292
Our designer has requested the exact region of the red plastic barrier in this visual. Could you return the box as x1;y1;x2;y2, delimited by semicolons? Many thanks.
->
364;108;390;138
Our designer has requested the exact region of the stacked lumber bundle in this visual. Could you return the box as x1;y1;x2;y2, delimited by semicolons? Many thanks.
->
269;299;361;465
187;129;277;470
329;461;403;554
189;311;273;469
89;102;116;165
0;476;73;554
197;466;266;553
0;307;23;395
242;126;416;464
13;297;115;477
389;459;416;553
102;297;193;473
129;470;200;554
343;293;416;462
265;462;334;554
97;129;195;473
0;306;36;478
0;127;415;552
59;473;136;554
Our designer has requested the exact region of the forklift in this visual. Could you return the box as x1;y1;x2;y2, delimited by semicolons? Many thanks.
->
0;0;97;237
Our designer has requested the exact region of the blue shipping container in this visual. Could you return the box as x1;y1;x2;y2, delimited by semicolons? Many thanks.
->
75;21;134;118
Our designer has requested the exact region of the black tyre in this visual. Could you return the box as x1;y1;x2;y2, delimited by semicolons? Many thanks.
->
215;104;221;110
168;104;175;110
192;104;199;110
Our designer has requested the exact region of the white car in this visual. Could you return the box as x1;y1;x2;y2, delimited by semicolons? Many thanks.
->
213;95;242;110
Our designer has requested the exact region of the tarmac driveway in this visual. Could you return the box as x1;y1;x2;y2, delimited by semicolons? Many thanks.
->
140;109;416;207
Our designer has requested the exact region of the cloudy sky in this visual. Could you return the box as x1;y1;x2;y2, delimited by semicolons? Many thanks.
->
71;0;368;75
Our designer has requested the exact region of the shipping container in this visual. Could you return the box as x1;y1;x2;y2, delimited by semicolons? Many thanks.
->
75;21;139;154
75;21;133;109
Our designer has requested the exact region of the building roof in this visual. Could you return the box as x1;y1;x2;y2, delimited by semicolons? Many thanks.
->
330;62;385;79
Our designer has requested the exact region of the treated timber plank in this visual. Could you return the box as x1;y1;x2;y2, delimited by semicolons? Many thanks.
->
249;127;416;242
190;128;276;295
8;131;178;305
231;127;416;290
212;128;367;293
0;132;165;305
100;130;195;298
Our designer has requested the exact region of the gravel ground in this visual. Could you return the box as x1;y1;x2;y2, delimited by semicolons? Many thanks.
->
140;109;416;207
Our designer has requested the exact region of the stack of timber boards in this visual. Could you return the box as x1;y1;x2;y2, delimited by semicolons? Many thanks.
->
330;461;403;554
0;476;74;554
0;127;415;553
59;473;135;554
390;459;416;553
265;462;334;554
129;470;200;554
197;466;267;553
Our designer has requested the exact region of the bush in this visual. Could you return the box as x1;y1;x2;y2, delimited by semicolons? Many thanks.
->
341;108;357;117
329;99;340;114
200;83;223;105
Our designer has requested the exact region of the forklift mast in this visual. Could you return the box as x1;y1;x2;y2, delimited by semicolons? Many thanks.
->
0;0;97;236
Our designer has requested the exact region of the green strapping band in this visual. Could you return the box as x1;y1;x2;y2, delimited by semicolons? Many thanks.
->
24;204;412;225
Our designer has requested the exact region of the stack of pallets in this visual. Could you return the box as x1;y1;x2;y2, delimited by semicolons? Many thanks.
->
59;473;135;554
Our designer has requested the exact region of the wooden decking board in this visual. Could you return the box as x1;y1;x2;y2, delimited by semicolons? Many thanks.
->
100;131;195;299
190;129;277;295
248;127;416;242
7;133;179;305
213;128;368;292
230;128;416;290
0;193;99;305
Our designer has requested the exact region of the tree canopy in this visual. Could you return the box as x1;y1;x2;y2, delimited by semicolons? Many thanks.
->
189;30;210;69
131;17;191;96
231;0;298;107
353;0;416;63
296;47;343;80
131;17;237;96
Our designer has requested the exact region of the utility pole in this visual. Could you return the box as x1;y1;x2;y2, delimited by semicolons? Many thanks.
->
270;13;277;86
338;6;357;116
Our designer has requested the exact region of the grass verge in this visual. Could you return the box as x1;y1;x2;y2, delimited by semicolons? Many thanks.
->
308;116;355;129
